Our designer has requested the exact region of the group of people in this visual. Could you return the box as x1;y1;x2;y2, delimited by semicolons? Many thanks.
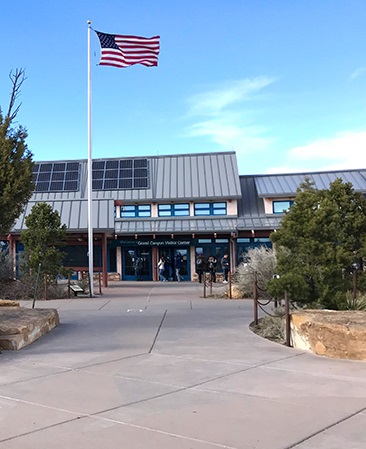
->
157;252;184;282
135;252;231;284
196;253;230;284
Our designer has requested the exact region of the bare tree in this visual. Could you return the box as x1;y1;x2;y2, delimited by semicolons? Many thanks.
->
0;68;34;236
6;69;27;121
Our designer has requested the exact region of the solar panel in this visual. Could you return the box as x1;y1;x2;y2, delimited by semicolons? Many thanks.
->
33;162;80;192
33;158;149;193
92;158;150;190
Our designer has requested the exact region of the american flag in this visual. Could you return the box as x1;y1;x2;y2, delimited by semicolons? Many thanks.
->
95;31;160;68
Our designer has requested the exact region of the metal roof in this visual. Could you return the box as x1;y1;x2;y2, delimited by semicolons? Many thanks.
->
149;152;241;201
12;199;115;233
254;169;366;198
237;176;265;217
115;218;237;234
31;152;242;202
237;216;282;230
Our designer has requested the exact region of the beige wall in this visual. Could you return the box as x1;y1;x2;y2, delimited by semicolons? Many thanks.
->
116;246;122;279
190;246;196;281
226;199;237;216
263;198;273;214
151;203;158;218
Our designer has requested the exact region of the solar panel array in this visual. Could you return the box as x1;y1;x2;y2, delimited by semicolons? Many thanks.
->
33;162;80;192
92;159;149;190
33;159;150;192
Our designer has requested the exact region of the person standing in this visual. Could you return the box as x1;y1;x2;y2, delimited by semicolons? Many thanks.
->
134;256;143;281
196;253;206;283
221;253;230;283
157;256;166;282
165;256;173;281
174;252;183;282
208;255;217;283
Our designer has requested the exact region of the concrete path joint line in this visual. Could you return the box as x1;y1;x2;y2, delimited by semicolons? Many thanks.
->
148;309;167;354
284;404;366;449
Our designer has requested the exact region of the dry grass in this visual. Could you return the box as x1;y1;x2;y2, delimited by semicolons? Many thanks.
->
250;315;285;344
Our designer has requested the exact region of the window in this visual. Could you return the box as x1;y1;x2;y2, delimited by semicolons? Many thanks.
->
121;204;151;218
254;237;271;243
194;202;227;216
158;203;190;217
273;200;294;214
195;243;230;268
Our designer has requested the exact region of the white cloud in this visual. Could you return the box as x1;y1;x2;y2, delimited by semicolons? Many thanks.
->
190;116;274;153
268;130;366;174
185;77;275;154
187;77;274;117
349;67;366;81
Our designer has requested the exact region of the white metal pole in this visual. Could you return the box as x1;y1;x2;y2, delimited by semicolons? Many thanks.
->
87;20;94;297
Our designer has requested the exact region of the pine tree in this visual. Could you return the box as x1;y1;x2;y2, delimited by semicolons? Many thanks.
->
0;69;34;235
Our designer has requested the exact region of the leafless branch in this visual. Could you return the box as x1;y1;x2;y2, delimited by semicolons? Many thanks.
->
6;68;27;121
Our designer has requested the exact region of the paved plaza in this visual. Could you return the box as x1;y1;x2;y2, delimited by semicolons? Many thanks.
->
0;281;365;448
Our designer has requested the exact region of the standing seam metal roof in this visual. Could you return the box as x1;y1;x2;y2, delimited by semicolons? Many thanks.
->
12;199;115;233
254;170;366;197
29;152;242;203
115;218;237;234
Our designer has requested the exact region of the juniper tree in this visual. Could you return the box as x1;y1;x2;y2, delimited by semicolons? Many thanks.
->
268;177;366;309
0;69;34;235
20;202;67;279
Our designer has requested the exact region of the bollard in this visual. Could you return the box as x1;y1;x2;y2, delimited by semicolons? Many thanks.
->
98;272;102;295
228;271;232;299
285;291;291;347
253;271;258;325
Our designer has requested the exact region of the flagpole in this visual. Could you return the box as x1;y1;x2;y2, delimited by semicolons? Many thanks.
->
87;20;94;297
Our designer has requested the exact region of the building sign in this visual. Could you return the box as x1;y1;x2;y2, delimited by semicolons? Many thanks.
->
113;239;195;247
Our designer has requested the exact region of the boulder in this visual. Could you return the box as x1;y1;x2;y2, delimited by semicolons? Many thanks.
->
291;310;366;361
0;307;59;350
0;300;20;307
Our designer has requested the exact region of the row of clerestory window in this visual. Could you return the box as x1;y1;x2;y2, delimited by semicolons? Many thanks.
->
117;202;227;218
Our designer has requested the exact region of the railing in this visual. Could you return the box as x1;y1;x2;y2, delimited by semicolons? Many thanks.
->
202;271;233;299
253;272;292;347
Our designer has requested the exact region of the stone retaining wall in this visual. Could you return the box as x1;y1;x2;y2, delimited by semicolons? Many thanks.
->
0;307;59;350
290;310;366;361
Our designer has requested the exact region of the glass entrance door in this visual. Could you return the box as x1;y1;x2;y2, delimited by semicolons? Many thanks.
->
122;248;152;281
158;248;189;281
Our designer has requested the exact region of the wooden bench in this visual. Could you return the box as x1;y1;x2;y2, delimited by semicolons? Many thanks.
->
69;284;85;297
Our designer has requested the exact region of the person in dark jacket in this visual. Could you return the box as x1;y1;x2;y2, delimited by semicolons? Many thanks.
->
196;253;207;283
134;256;143;281
208;255;217;283
174;252;183;282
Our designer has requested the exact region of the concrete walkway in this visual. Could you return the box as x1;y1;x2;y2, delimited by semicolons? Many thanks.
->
0;281;365;448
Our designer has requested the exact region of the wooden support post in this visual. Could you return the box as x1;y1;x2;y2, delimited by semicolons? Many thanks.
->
102;233;108;288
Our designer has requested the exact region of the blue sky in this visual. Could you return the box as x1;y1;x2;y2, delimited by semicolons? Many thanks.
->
1;1;365;175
